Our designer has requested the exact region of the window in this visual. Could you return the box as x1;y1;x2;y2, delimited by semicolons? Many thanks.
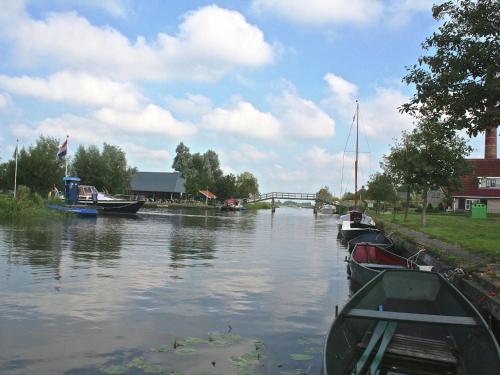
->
478;177;500;188
465;199;480;210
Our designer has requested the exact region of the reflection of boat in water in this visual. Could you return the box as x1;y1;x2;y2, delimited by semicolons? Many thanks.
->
220;198;243;211
348;243;418;286
63;177;145;214
319;204;336;214
324;270;500;375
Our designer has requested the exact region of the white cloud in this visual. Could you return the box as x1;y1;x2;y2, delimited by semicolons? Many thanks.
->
228;144;275;163
164;93;212;118
11;115;106;145
123;143;171;170
251;0;435;27
323;73;358;109
95;104;197;137
2;5;274;81
360;87;414;140
251;0;383;26
324;73;414;140
301;146;344;168
0;93;12;111
0;71;143;109
273;92;335;139
202;101;281;139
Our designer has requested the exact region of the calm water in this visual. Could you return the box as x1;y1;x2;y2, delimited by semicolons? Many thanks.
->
0;208;351;375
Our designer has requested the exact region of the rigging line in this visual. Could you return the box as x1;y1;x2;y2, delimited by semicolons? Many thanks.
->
340;107;357;198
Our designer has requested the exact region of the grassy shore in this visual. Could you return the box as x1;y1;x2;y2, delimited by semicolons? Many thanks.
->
373;211;500;260
0;193;65;220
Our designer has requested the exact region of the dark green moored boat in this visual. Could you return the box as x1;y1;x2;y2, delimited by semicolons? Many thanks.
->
348;243;418;286
324;270;500;375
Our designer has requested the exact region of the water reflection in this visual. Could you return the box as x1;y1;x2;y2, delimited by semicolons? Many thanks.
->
0;208;351;375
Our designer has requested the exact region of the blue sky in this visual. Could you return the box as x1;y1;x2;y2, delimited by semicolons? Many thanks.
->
0;0;483;196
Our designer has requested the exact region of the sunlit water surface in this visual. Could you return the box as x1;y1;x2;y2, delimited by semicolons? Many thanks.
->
0;208;350;374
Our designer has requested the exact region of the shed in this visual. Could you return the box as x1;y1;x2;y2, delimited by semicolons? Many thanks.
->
130;172;185;201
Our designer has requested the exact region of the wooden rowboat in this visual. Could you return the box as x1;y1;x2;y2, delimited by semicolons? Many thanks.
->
323;270;500;375
349;243;418;286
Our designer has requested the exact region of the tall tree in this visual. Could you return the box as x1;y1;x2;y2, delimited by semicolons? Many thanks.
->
172;142;192;178
402;0;500;138
403;117;472;226
366;172;396;212
236;172;259;198
316;186;334;204
214;174;237;200
382;133;420;222
10;136;65;195
72;143;134;194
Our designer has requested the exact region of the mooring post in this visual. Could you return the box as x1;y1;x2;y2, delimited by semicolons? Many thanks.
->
271;197;275;214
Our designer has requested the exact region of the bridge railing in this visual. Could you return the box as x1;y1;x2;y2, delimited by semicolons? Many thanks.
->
244;192;319;203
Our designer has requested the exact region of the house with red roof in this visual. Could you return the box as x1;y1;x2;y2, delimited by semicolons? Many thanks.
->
451;127;500;213
452;159;500;213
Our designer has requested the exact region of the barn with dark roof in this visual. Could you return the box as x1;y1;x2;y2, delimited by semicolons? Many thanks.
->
130;172;185;201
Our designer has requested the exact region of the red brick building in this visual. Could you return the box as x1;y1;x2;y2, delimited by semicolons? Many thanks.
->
452;159;500;213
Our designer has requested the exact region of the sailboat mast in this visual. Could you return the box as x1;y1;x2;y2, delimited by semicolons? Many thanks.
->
354;101;359;209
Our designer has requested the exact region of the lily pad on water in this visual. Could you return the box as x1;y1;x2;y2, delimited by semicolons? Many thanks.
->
100;365;128;374
297;337;323;346
289;353;314;361
183;337;208;345
175;348;197;354
207;333;243;347
303;347;322;354
100;356;168;374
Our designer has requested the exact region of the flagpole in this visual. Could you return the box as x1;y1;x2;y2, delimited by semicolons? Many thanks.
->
14;139;18;198
65;135;69;177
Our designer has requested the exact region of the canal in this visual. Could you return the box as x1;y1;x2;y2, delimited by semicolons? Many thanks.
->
0;208;351;374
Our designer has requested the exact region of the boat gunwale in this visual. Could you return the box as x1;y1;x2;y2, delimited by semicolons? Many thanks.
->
323;269;500;374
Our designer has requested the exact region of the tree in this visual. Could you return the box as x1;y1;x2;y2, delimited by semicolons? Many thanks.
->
101;143;134;194
397;117;472;226
401;0;500;137
72;145;105;189
72;143;134;194
9;136;66;195
316;186;334;204
172;142;192;178
366;173;396;212
214;174;237;200
382;133;420;222
236;172;259;198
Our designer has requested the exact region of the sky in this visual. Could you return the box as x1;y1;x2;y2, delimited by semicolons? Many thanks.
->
0;0;484;196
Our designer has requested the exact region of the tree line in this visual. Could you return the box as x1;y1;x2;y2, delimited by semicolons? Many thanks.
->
172;142;259;200
363;0;498;226
0;136;135;195
0;137;260;201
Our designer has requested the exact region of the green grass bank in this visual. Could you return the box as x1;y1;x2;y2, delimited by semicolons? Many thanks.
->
373;211;500;261
0;192;66;220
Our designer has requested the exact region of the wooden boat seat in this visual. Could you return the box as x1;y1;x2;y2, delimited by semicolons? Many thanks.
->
347;309;478;326
358;333;459;371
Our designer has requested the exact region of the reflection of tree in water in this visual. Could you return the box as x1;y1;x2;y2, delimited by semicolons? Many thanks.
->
168;213;217;269
2;219;64;278
68;218;123;266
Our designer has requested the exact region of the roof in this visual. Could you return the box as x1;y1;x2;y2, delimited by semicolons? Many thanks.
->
199;190;216;199
131;172;185;193
451;159;500;198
